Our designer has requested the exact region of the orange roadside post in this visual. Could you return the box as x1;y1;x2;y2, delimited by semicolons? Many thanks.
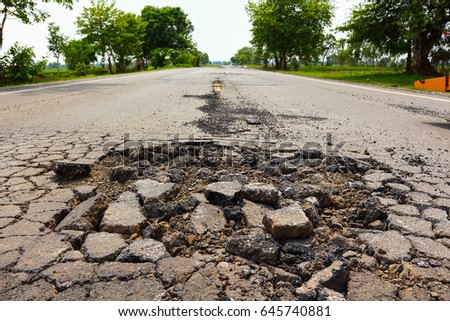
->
414;76;450;92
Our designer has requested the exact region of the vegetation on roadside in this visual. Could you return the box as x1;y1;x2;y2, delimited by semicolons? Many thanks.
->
233;0;450;82
277;66;439;90
0;0;210;87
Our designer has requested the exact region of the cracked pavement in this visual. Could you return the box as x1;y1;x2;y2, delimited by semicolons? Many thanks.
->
0;67;449;301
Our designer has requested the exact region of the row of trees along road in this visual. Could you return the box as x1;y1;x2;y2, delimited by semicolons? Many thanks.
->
238;0;449;76
1;0;209;78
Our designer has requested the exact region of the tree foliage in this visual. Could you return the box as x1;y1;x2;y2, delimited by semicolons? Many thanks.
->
47;22;68;72
62;39;97;70
0;0;73;51
76;0;119;74
141;6;194;60
340;0;450;75
0;42;46;81
111;12;146;72
246;0;333;70
231;46;258;65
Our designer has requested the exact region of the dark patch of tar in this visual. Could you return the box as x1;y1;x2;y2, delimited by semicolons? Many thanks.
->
183;89;281;137
390;103;450;121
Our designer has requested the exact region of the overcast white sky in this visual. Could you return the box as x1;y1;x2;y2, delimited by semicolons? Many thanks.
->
2;0;360;62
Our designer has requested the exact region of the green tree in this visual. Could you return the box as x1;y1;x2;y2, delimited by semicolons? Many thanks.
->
231;46;256;65
62;39;96;70
200;52;210;66
0;0;73;52
141;6;194;63
76;0;119;74
246;0;333;70
340;0;450;75
112;12;146;72
0;42;46;81
47;22;68;73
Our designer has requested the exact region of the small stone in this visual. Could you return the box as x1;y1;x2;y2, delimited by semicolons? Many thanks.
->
162;232;188;254
343;251;358;259
117;239;170;263
331;195;346;209
263;202;313;239
358;254;378;271
110;166;138;183
82;232;127;262
358;231;413;264
388;214;435;238
100;192;147;235
73;185;97;202
352;198;388;226
368;220;385;230
204;181;243;207
302;197;320;228
225;233;279;264
56;194;109;232
243;182;280;206
53;160;92;180
346;271;398;300
132;179;178;204
389;204;420;217
190;203;226;235
144;196;199;221
295;261;348;300
241;200;271;229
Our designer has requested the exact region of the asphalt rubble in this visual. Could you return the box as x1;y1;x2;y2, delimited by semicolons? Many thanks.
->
0;138;449;301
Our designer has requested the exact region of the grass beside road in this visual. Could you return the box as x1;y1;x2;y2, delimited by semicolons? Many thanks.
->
255;65;447;92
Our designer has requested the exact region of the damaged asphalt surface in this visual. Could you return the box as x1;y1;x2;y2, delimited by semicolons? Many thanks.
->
0;67;449;301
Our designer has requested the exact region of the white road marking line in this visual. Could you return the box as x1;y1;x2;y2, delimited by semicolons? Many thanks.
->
277;73;450;103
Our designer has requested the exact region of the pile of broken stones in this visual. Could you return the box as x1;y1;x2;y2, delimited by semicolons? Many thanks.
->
1;140;449;301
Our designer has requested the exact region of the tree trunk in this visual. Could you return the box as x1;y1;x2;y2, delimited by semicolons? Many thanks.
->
405;39;412;74
280;51;287;70
0;12;6;53
274;55;281;70
413;32;440;76
107;56;114;74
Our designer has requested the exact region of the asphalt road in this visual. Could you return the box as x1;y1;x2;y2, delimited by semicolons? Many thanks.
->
1;67;449;170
